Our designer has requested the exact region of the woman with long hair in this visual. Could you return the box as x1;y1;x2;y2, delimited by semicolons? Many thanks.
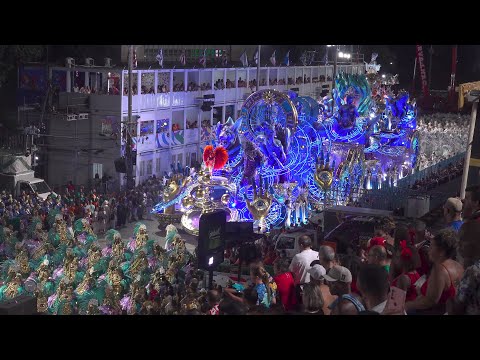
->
391;241;421;301
250;264;277;308
405;229;464;314
301;282;324;315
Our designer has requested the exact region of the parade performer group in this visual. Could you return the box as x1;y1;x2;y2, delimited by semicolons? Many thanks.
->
0;215;196;315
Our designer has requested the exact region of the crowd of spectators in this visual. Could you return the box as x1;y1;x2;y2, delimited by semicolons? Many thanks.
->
200;188;480;315
116;73;334;96
1;177;480;314
73;84;120;96
410;159;464;191
0;175;167;241
417;114;469;170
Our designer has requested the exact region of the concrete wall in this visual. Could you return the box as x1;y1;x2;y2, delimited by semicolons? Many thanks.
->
47;94;121;190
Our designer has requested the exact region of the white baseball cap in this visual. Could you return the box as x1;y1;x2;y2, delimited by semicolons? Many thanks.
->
322;266;353;283
307;264;327;281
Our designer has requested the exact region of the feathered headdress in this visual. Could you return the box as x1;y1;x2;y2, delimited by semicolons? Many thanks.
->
203;145;229;170
105;229;121;246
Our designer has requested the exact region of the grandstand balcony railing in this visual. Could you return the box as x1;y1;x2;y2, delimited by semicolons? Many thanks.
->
396;152;465;189
119;64;365;113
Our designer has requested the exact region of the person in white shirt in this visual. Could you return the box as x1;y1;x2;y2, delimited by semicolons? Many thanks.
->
289;235;319;285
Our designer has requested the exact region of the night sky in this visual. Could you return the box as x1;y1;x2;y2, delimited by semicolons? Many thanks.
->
370;45;480;91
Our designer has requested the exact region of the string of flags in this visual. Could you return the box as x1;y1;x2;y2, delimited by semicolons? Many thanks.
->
148;48;305;68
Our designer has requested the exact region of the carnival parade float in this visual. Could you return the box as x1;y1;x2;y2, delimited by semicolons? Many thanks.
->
152;54;419;233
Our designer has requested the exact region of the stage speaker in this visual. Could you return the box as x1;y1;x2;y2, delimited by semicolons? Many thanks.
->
0;294;37;315
197;210;226;270
114;158;126;173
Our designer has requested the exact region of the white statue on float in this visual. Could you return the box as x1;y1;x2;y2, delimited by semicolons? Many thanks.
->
365;53;381;74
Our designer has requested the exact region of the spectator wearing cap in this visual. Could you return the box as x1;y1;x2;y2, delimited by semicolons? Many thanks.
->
318;245;335;274
357;264;400;314
450;221;480;315
308;263;336;314
324;265;365;315
288;235;319;286
273;258;297;312
443;197;463;232
463;184;480;222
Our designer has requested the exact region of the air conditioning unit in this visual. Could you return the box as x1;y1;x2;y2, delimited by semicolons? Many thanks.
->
78;113;89;121
67;114;78;122
104;57;112;67
85;58;94;66
65;57;75;68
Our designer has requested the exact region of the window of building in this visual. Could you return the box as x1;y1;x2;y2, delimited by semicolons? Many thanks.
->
177;153;183;166
93;163;103;179
140;161;145;177
147;159;153;175
156;157;161;174
140;121;154;136
191;152;197;167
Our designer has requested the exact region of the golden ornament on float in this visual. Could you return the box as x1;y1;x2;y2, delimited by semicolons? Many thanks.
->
181;196;195;209
202;173;211;183
221;193;230;205
195;187;205;199
314;168;333;190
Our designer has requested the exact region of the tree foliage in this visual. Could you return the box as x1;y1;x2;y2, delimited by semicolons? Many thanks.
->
0;45;44;87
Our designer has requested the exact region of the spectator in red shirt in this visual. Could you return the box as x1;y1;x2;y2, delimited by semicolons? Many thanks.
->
207;290;221;315
67;181;75;193
390;241;421;302
273;258;297;312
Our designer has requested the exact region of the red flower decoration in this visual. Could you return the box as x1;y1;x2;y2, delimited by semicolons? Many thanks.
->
203;145;229;170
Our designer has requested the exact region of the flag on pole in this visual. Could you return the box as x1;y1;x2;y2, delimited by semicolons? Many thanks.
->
179;50;186;66
199;49;206;68
269;50;276;66
156;48;163;68
240;50;248;67
133;48;138;68
254;49;259;66
300;51;307;66
283;51;290;66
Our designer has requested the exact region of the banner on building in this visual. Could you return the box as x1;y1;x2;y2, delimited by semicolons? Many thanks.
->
415;45;429;98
